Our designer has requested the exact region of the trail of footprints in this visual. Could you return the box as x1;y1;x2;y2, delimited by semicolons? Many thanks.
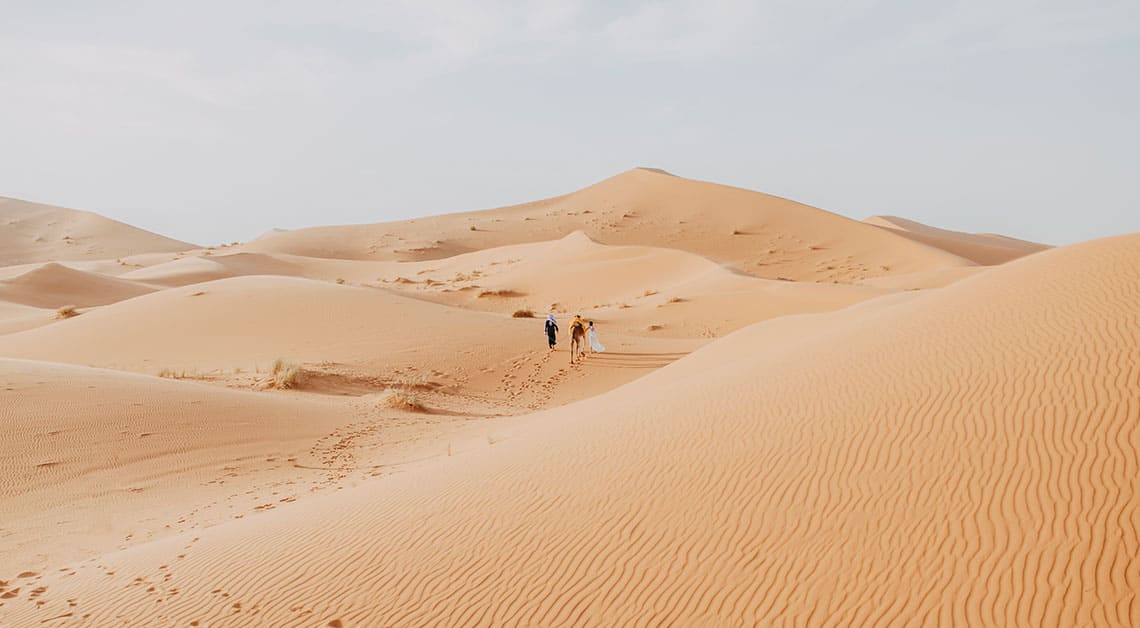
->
498;349;580;409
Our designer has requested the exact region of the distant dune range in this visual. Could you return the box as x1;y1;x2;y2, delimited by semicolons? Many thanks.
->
6;170;1138;627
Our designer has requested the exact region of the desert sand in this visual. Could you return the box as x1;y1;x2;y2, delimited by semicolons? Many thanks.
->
3;169;1138;626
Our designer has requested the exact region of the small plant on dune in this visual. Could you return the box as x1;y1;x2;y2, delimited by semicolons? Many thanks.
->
469;225;477;231
666;297;686;304
512;309;536;318
55;305;80;320
158;368;177;379
378;388;426;412
336;278;346;285
731;229;744;235
479;289;525;298
189;291;207;297
643;290;658;297
646;324;664;331
256;358;302;390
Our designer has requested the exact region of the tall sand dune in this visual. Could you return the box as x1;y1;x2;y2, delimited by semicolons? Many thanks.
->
5;233;1137;625
0;197;194;266
244;168;975;282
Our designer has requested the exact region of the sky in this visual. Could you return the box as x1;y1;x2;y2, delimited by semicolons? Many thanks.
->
1;0;1138;246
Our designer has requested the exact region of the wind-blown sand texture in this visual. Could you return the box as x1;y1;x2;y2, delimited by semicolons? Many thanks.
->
2;170;1134;627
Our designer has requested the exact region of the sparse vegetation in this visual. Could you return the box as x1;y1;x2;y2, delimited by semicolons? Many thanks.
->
478;289;526;298
512;309;536;318
55;305;80;320
643;290;658;297
256;358;302;390
646;324;664;331
469;225;477;231
189;291;207;297
378;388;426;412
666;297;686;304
335;278;346;285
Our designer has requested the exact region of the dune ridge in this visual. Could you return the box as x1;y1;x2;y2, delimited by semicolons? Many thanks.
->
244;168;976;282
865;214;1051;264
5;233;1137;626
0;197;194;266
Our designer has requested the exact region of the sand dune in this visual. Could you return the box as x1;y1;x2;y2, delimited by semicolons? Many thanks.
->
0;300;52;335
0;262;157;309
376;231;884;337
0;358;361;571
5;231;1136;625
118;252;311;287
0;275;521;377
1;171;1131;626
245;168;976;282
0;197;194;266
865;214;1051;265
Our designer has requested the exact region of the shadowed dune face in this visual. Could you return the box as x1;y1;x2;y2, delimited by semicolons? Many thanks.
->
0;262;157;308
865;214;1051;265
5;234;1136;626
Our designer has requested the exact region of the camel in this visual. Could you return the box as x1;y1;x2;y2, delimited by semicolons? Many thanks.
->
569;318;587;364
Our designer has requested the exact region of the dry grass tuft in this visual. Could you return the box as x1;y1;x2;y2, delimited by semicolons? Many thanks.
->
189;291;207;297
478;289;526;298
55;305;80;320
646;324;664;331
256;358;303;390
666;297;686;304
378;388;426;412
512;309;535;318
643;290;658;297
335;278;346;285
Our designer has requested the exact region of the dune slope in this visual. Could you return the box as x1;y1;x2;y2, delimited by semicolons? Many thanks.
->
0;197;194;265
6;233;1137;626
0;262;157;308
865;214;1051;265
245;168;974;282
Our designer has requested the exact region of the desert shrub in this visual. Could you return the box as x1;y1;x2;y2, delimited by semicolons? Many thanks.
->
55;305;80;320
335;278;346;285
378;388;425;412
512;309;535;318
256;358;302;390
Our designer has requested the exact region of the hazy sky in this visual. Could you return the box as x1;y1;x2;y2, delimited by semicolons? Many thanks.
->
2;1;1137;246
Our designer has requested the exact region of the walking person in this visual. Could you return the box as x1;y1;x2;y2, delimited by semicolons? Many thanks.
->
545;314;559;350
588;320;605;354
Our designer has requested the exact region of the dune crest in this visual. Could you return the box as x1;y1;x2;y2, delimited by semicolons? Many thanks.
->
0;197;194;266
243;168;976;282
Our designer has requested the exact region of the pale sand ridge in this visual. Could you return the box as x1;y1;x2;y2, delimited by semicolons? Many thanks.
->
0;197;194;266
